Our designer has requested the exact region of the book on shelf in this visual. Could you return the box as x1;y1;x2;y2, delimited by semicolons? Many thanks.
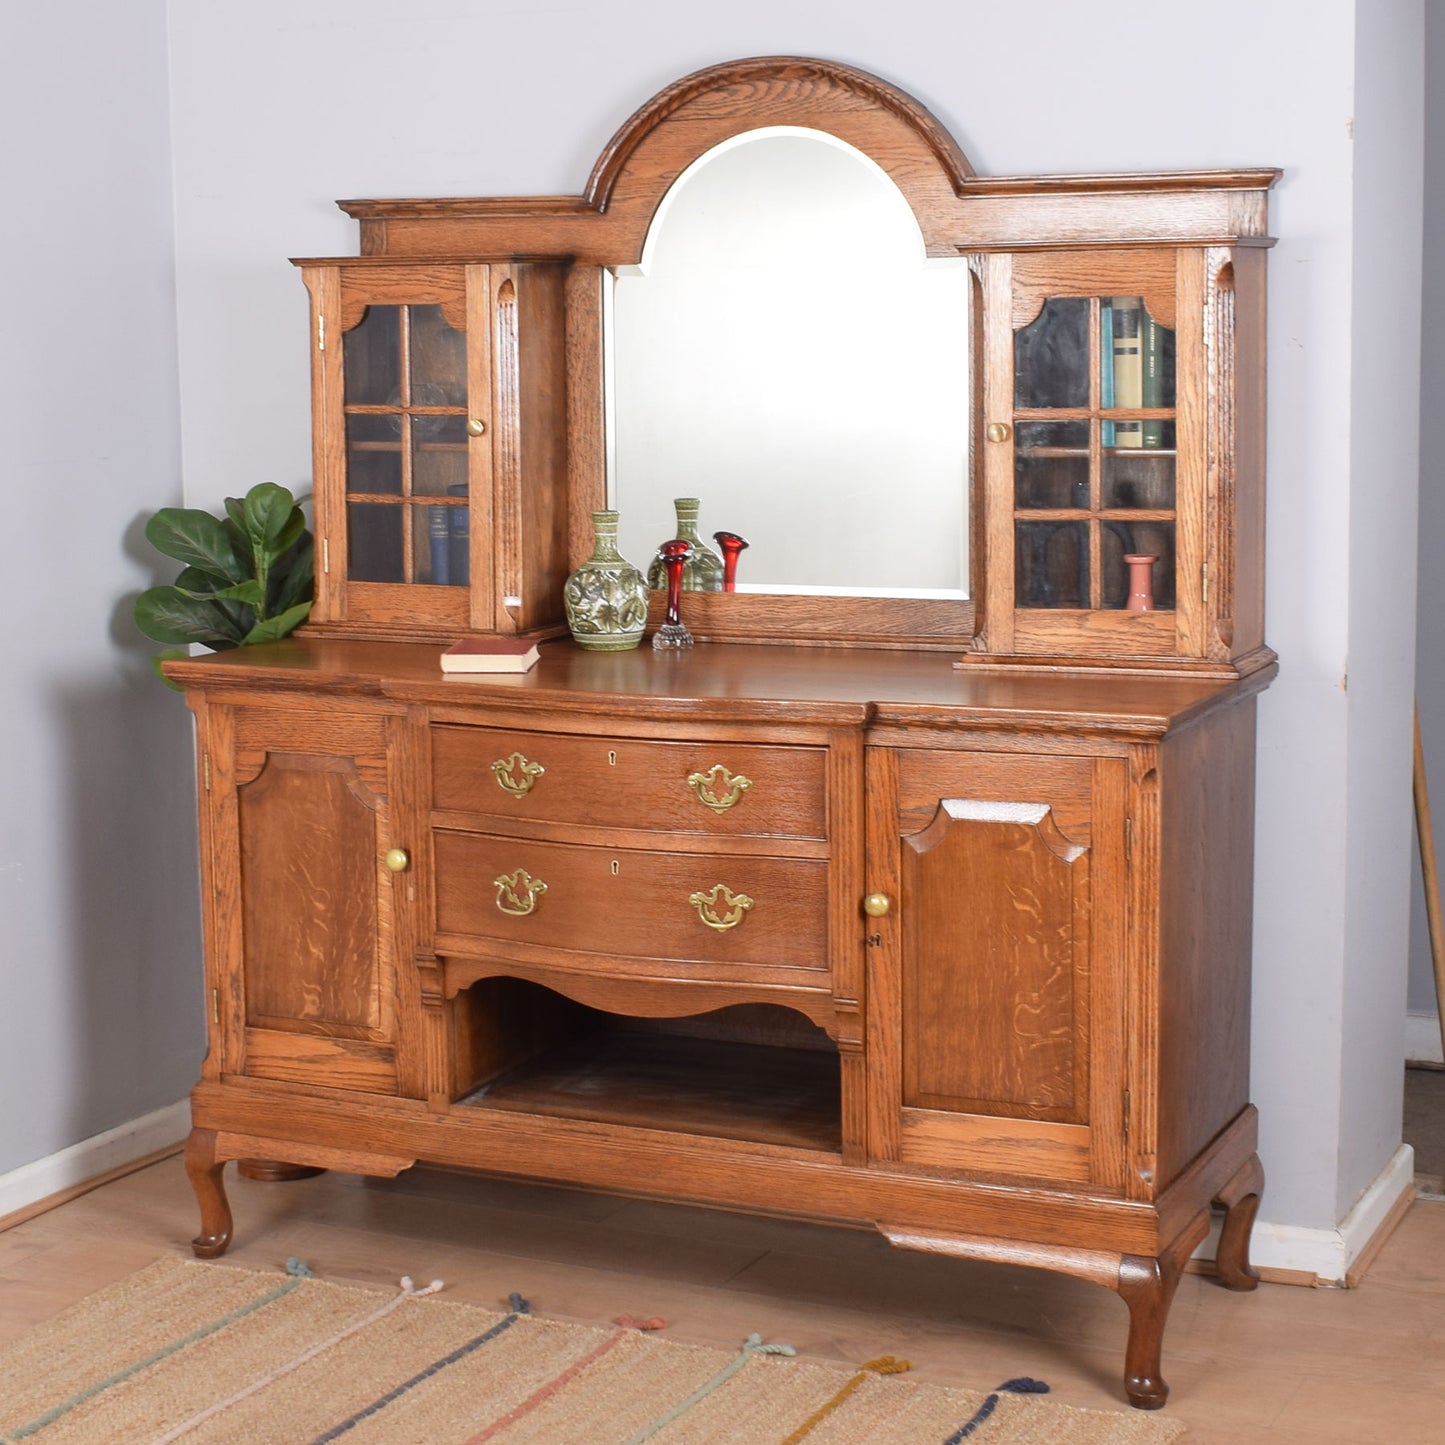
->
1110;295;1143;448
427;485;472;587
1141;312;1173;448
440;636;541;674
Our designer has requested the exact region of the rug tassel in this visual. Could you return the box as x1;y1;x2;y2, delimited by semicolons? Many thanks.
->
507;1293;530;1315
284;1258;313;1278
615;1314;668;1331
858;1355;912;1376
398;1276;446;1298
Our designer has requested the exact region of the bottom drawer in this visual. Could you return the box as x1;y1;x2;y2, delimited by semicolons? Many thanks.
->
434;830;829;972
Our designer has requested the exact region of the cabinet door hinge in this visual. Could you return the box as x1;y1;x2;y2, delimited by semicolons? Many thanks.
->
1123;1088;1132;1138
1201;562;1209;604
211;988;220;1025
317;312;325;351
1124;816;1132;861
322;536;330;574
203;752;212;792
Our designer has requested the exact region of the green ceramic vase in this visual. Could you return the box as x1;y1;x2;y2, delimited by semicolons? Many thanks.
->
646;497;725;592
563;511;649;651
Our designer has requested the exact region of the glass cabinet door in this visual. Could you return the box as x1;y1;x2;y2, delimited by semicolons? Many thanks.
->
1012;292;1177;613
342;301;471;589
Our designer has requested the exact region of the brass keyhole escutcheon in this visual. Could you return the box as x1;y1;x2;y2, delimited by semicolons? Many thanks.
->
689;883;755;931
985;421;1012;444
494;868;547;916
687;763;753;813
384;848;410;873
863;892;892;918
492;752;544;797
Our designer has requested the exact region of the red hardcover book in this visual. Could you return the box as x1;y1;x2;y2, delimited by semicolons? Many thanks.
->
440;636;541;674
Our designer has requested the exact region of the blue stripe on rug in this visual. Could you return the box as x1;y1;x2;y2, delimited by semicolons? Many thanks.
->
943;1377;1050;1442
305;1293;530;1444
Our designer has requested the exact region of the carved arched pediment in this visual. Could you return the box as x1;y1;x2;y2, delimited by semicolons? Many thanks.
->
584;56;975;260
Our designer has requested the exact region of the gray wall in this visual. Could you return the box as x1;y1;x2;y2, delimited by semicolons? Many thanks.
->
1409;5;1445;1046
0;1;203;1175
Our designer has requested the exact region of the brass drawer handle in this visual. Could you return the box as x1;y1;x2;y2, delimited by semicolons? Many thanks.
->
689;883;755;930
687;763;753;813
492;751;544;797
494;868;548;916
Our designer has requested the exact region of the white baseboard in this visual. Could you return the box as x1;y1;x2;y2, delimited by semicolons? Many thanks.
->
1194;1143;1416;1285
1406;1010;1444;1065
0;1100;190;1222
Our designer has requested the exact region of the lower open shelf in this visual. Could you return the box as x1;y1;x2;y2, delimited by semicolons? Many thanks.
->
455;1007;842;1154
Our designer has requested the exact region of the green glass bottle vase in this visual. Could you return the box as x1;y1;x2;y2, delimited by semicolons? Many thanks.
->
563;511;649;651
646;497;725;592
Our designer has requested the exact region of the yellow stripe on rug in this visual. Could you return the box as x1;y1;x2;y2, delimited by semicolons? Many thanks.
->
0;1257;1187;1445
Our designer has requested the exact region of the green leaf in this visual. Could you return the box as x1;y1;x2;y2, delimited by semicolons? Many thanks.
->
271;535;315;615
241;599;313;646
175;578;266;608
150;648;192;691
134;586;248;646
241;483;299;554
145;508;249;582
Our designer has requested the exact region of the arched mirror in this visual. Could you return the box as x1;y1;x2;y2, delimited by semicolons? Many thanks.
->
606;126;972;599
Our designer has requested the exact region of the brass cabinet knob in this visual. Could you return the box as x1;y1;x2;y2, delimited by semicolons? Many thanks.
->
862;892;892;918
985;422;1012;444
466;418;487;437
384;848;410;873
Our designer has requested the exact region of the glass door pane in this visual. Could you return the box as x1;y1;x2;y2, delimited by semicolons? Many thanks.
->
341;303;469;587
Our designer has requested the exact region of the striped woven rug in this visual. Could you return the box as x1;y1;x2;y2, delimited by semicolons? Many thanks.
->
0;1258;1186;1444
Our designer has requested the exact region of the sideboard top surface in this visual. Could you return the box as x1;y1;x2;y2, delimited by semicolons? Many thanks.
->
165;637;1271;738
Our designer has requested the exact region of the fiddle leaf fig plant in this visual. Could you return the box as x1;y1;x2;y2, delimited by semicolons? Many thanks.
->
134;482;314;684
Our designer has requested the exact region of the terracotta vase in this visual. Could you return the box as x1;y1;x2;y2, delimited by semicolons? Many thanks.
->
1124;553;1158;611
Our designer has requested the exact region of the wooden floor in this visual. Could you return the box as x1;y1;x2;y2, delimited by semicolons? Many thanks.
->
2;1153;1444;1443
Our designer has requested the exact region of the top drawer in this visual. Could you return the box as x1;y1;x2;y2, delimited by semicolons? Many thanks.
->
431;724;827;840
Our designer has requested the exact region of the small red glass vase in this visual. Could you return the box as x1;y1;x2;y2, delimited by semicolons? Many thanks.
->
652;539;694;649
713;532;750;592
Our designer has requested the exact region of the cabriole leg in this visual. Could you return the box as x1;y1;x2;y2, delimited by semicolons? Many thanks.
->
1117;1218;1202;1410
1213;1152;1265;1291
184;1127;233;1259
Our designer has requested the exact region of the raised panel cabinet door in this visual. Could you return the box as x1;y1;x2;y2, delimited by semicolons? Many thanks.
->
211;703;403;1093
865;747;1128;1190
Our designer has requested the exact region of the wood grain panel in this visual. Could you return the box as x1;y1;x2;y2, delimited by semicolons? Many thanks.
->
433;831;829;971
898;1108;1092;1183
901;798;1090;1122
895;748;1094;840
431;724;827;839
238;753;386;1039
1155;699;1257;1188
239;1029;396;1093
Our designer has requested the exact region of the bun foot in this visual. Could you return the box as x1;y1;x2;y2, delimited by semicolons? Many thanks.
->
237;1159;325;1182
